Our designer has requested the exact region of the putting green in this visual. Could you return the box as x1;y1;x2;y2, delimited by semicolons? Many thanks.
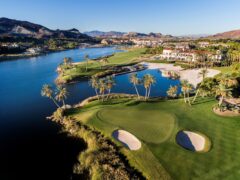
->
97;107;176;143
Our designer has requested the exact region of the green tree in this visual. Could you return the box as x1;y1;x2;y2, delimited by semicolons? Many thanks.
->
48;39;58;50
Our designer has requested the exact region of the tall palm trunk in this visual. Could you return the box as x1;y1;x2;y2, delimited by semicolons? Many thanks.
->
134;83;140;99
62;99;65;107
183;92;186;103
51;96;60;108
101;92;105;102
106;89;111;100
218;96;224;108
95;88;99;100
148;84;152;98
145;88;148;100
192;89;199;103
187;92;191;106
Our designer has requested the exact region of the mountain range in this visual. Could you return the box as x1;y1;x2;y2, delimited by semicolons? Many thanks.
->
84;30;168;38
1;17;240;41
0;17;93;41
209;29;240;39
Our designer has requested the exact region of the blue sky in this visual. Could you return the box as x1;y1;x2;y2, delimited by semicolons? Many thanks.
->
0;0;240;35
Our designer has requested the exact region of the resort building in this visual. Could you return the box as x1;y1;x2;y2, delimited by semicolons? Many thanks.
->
26;47;42;54
198;41;210;48
159;48;222;62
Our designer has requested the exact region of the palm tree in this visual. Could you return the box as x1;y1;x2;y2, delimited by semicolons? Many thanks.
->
129;73;140;99
147;75;156;98
192;68;208;103
55;86;68;107
84;54;90;71
63;57;72;66
181;80;190;103
41;84;60;108
98;78;106;101
186;83;193;106
105;76;115;99
215;83;232;108
143;74;156;100
167;85;178;98
181;82;193;105
89;76;100;100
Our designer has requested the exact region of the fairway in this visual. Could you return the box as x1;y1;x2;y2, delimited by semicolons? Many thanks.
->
97;107;176;143
69;98;240;179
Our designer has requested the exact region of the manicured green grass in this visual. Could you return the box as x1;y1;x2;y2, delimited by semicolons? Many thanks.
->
213;66;232;73
97;107;176;143
107;48;146;65
68;97;240;179
58;48;146;82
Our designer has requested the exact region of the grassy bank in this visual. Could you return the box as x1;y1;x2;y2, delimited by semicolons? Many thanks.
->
66;97;240;179
56;48;146;83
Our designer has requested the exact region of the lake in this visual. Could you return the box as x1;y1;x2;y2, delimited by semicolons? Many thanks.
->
0;47;180;179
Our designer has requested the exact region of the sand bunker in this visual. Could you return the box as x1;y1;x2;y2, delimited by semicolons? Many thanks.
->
112;130;141;150
176;130;210;152
179;69;220;87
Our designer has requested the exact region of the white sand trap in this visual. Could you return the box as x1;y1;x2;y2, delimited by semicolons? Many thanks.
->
176;130;209;152
112;130;141;150
180;68;220;87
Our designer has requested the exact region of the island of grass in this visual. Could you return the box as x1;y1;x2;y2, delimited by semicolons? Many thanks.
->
56;48;147;84
66;97;240;179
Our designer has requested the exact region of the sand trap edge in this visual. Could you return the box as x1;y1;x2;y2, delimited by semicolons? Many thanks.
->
176;130;211;153
112;129;141;150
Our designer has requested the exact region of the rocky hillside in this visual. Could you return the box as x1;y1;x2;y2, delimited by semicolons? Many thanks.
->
0;17;93;41
84;30;168;38
210;29;240;39
84;30;126;37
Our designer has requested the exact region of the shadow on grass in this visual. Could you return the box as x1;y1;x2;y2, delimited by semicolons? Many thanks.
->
192;97;215;106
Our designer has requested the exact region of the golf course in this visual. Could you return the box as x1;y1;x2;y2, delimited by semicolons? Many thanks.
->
67;97;240;179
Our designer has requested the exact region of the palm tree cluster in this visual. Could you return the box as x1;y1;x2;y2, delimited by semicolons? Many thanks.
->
193;71;239;110
129;73;156;100
89;75;116;101
214;74;239;108
41;84;68;109
181;80;194;106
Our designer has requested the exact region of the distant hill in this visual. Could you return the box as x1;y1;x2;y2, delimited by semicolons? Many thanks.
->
0;17;93;41
84;30;168;38
210;29;240;39
84;30;126;37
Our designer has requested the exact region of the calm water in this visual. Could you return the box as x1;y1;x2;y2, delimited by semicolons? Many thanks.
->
0;47;180;180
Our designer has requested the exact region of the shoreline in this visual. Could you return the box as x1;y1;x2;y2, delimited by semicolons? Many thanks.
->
142;62;221;87
0;45;109;62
